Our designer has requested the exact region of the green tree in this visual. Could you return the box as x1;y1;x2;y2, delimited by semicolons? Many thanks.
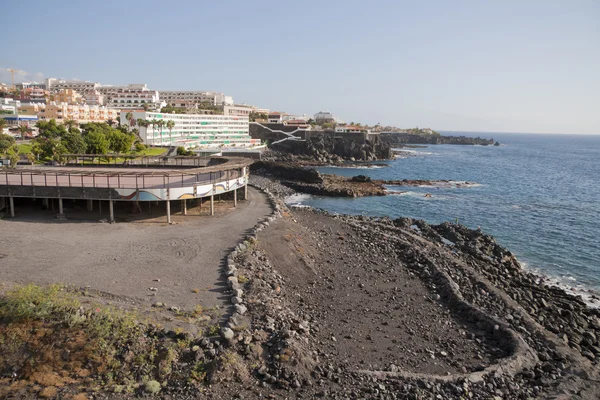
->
107;130;135;154
0;133;16;154
136;118;148;143
17;124;31;138
135;142;146;152
52;142;68;164
61;131;87;154
6;144;19;168
125;112;135;132
84;131;109;154
156;120;165;145
33;137;61;160
31;142;43;161
176;146;194;156
36;119;67;139
63;119;78;131
26;152;35;165
166;120;175;146
249;112;268;122
0;119;7;132
161;106;186;114
150;119;159;146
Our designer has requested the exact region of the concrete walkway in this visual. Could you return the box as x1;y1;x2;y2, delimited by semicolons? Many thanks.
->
0;187;271;311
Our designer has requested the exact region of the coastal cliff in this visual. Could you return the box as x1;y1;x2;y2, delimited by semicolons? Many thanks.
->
249;123;394;163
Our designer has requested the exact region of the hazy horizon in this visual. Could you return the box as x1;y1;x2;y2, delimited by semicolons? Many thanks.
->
2;0;599;135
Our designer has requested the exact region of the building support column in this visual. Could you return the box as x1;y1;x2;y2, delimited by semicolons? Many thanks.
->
99;200;102;214
182;199;187;215
109;200;114;223
51;198;55;212
234;188;237;207
210;194;214;216
166;200;171;224
244;184;248;200
87;199;93;211
57;197;65;220
43;198;49;209
9;196;15;218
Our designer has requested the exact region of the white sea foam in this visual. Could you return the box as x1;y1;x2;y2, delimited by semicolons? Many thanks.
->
412;181;482;189
314;164;386;169
518;258;600;309
284;193;313;206
392;148;433;155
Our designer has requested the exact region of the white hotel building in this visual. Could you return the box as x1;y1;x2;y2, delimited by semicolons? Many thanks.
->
98;84;162;110
121;111;261;149
159;91;233;106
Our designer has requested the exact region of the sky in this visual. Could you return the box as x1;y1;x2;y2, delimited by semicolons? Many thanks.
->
2;0;599;134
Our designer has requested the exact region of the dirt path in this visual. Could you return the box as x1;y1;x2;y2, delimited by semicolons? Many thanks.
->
0;187;271;315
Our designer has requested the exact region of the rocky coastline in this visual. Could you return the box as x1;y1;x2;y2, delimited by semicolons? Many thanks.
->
210;174;600;399
251;161;478;198
381;132;498;146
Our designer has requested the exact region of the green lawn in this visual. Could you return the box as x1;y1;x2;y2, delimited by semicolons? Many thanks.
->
140;147;168;156
18;143;32;154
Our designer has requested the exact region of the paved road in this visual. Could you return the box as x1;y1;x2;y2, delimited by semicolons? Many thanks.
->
0;187;271;311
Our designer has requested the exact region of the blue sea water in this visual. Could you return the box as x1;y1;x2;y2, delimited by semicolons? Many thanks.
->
292;132;600;295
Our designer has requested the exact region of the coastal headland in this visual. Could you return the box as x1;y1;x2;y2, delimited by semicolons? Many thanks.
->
251;161;477;197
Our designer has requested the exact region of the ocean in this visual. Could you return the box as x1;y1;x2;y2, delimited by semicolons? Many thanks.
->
288;132;600;298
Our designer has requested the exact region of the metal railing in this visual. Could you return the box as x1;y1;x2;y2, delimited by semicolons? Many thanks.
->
2;167;244;190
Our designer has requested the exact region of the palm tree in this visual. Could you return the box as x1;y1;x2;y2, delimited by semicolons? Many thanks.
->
107;119;115;127
63;119;77;131
150;119;160;147
157;120;166;146
125;112;133;131
17;124;31;138
137;118;149;145
166;120;175;147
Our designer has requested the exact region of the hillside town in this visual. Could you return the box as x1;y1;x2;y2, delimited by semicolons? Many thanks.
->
0;75;367;149
0;73;436;166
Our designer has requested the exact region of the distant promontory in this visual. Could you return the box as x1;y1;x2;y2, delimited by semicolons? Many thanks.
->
379;128;497;146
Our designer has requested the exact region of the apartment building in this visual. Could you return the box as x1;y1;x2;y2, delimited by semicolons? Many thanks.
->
223;104;254;117
314;111;343;124
159;91;233;106
98;84;161;110
16;82;47;90
39;102;119;123
18;103;43;115
0;98;20;114
83;91;105;106
46;78;101;95
49;89;82;104
252;107;270;114
121;111;260;149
